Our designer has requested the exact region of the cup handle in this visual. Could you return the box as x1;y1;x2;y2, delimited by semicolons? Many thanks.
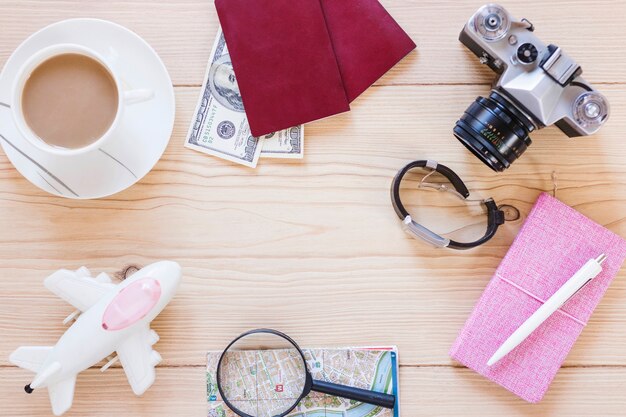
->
124;89;155;105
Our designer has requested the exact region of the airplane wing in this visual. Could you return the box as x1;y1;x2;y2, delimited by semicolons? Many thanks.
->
116;324;162;396
44;269;115;312
48;376;77;416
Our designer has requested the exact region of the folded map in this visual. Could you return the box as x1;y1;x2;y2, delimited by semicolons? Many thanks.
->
207;346;400;417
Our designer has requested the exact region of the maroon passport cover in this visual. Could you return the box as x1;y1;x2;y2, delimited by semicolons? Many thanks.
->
215;0;350;137
320;0;417;102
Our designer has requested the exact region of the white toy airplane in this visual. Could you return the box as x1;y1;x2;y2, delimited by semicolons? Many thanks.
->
9;261;182;416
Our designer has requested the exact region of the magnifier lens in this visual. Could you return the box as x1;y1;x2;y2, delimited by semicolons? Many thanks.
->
218;332;307;417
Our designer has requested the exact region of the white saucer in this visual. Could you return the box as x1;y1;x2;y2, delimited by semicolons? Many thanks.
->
0;19;175;199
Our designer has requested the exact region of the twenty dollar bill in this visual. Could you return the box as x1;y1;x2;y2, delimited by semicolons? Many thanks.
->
185;28;303;167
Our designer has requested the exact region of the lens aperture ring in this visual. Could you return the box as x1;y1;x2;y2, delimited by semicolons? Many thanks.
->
476;97;532;156
453;91;535;172
454;117;510;171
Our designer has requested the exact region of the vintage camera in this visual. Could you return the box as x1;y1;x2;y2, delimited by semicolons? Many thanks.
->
454;4;610;172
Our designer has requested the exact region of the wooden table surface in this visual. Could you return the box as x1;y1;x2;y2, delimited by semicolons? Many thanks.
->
1;1;626;416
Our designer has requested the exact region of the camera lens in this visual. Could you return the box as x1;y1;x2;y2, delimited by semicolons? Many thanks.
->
453;91;535;172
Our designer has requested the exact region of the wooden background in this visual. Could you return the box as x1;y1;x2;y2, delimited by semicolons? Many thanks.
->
1;1;626;416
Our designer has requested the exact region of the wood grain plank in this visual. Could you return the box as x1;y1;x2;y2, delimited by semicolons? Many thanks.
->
1;267;625;368
0;1;624;86
1;1;626;413
2;366;626;417
1;85;625;369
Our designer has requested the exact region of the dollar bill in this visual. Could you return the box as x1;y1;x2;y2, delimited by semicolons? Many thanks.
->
260;126;304;159
185;28;303;167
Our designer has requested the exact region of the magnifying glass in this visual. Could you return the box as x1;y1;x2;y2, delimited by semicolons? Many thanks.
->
216;329;396;417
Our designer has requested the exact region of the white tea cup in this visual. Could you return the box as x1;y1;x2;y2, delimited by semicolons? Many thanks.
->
11;43;154;156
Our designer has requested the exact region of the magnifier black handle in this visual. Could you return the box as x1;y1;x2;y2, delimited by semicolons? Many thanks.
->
311;379;396;409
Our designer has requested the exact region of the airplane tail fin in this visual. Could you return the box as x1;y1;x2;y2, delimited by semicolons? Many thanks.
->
9;347;76;415
9;346;53;373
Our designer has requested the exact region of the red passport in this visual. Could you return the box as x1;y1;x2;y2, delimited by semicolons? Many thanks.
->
215;0;416;137
320;0;417;102
215;0;350;137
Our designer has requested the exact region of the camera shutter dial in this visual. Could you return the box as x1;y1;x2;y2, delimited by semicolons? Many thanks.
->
474;4;510;41
517;43;539;64
573;92;610;129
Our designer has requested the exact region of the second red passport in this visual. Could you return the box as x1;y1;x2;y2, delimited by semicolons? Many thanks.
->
320;0;417;102
215;0;350;137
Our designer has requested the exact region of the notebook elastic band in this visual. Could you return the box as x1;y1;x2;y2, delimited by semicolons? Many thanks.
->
496;273;587;327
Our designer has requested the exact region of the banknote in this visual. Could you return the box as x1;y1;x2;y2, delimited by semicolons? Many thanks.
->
260;126;304;159
185;28;303;167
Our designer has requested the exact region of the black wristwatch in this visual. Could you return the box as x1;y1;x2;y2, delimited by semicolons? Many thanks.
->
391;160;505;250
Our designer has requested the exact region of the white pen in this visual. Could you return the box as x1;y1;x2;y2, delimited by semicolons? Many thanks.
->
487;254;607;367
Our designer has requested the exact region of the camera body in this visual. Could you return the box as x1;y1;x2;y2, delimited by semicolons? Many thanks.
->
454;4;609;171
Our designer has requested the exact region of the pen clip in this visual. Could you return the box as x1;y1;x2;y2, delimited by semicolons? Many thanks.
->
562;255;606;307
562;277;593;306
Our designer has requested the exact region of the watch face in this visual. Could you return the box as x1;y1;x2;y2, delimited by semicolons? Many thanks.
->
401;215;451;249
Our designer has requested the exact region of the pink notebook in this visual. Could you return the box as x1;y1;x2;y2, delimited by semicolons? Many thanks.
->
450;193;626;403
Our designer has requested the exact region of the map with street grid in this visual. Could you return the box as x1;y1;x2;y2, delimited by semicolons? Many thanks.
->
207;347;399;417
